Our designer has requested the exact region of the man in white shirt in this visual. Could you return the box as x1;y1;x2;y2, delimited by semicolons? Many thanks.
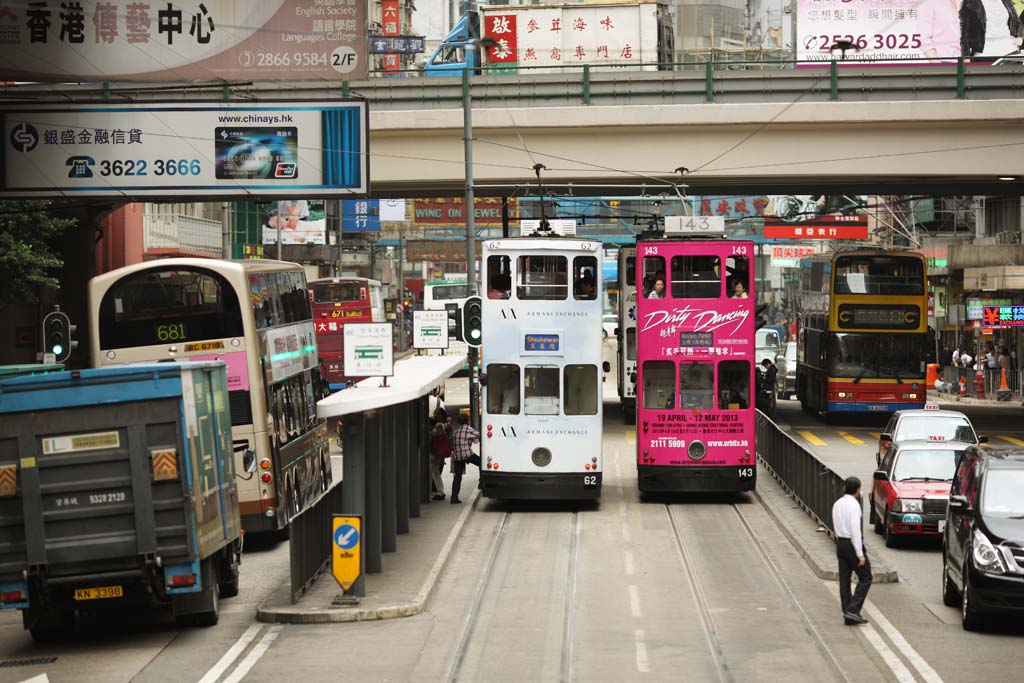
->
831;476;873;625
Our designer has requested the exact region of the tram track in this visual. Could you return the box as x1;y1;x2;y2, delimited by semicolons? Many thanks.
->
446;510;581;683
666;502;852;683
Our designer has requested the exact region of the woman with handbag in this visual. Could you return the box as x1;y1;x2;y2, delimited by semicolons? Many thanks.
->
429;408;452;500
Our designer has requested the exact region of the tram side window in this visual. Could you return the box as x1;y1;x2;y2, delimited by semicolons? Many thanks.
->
670;255;720;299
573;256;598;300
564;364;599;415
524;365;560;415
487;255;512;300
517;255;567;301
486;363;520;415
679;362;714;410
626;328;637;361
726;255;750;299
626;256;636;287
717;360;750;410
642;256;666;299
642;360;675;409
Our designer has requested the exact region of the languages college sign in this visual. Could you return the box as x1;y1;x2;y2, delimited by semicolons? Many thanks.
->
1;101;369;198
0;0;368;81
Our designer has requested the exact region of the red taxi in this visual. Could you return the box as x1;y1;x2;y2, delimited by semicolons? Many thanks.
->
875;404;982;465
870;439;967;547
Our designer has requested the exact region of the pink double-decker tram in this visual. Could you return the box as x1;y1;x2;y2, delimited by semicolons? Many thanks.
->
635;223;757;493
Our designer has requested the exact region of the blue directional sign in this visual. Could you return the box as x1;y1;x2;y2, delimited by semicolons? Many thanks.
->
332;515;361;591
334;523;360;550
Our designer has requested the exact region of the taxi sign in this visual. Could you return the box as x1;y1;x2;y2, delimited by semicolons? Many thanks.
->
924;403;940;411
927;435;946;442
332;515;361;592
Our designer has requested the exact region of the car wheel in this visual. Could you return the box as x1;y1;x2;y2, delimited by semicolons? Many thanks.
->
883;508;897;548
942;551;960;607
961;563;983;631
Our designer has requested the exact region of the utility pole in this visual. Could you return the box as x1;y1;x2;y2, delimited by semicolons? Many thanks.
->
221;202;232;259
398;225;406;352
463;54;480;430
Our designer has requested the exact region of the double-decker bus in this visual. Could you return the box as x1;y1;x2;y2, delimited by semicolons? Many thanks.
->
307;277;384;389
88;259;331;533
616;246;638;424
796;250;928;415
635;227;756;493
480;237;603;499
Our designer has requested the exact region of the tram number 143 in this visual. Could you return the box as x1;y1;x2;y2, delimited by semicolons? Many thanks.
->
738;468;755;478
584;475;598;487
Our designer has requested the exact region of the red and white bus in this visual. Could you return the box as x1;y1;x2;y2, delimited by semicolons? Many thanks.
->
635;226;757;493
308;277;384;390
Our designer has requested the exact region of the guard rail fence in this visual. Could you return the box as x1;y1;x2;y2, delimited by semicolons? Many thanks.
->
289;480;344;604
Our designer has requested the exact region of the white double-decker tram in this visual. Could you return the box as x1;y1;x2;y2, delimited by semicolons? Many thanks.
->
480;236;604;500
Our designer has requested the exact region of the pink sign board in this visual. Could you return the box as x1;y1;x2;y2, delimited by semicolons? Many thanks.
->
189;351;249;392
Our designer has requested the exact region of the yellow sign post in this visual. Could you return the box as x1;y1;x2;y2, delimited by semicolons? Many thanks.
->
332;515;362;596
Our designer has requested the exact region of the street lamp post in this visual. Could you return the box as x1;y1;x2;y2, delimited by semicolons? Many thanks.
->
463;46;480;429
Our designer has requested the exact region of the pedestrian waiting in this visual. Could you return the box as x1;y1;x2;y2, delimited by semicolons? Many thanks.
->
450;413;481;505
429;408;452;501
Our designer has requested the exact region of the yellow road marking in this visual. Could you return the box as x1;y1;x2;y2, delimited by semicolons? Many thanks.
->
838;431;865;445
869;432;881;440
625;430;636;445
997;435;1024;447
798;430;827;447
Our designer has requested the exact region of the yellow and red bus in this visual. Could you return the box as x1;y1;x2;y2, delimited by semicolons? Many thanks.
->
307;277;384;389
796;250;928;416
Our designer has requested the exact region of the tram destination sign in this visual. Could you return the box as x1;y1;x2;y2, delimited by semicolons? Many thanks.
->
836;304;921;330
1;101;369;199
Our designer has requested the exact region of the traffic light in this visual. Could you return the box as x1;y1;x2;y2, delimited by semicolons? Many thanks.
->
42;309;76;363
755;303;769;331
462;296;482;347
446;302;463;342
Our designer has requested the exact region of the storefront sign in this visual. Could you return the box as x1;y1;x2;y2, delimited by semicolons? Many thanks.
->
405;240;483;262
412;198;518;226
341;200;381;232
764;216;868;240
983;306;1024;327
967;298;1012;320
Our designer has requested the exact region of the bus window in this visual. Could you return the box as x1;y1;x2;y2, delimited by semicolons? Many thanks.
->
626;328;637;361
642;256;665;299
679;362;714;410
312;281;361;303
626;256;636;287
833;255;924;295
487;255;512;300
726;255;750;299
564;364;598;415
670;255;720;299
487;363;520;415
524;365;560;414
642;360;675;409
717;360;750;409
573;256;598;300
517;255;567;301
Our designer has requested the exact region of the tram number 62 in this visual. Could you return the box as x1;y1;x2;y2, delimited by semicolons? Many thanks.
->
738;468;754;478
583;475;598;487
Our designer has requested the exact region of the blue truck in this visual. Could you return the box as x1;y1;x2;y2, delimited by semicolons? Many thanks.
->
0;362;252;641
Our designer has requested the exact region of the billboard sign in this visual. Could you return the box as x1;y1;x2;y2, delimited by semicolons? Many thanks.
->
262;200;326;245
1;101;368;198
764;216;869;239
968;297;1012;320
341;199;382;232
0;1;367;81
370;37;426;54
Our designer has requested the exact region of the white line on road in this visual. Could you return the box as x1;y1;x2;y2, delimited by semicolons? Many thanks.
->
634;629;650;673
622;523;631;542
628;585;643;617
197;624;263;683
222;625;284;683
624;550;635;576
864;602;945;683
18;675;49;683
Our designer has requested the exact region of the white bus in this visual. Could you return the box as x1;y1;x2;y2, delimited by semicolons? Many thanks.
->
423;279;476;368
480;237;604;500
616;246;638;424
88;259;331;534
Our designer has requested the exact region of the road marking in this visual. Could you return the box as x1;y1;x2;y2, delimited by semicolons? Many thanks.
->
634;629;650;673
997;435;1024;446
869;432;881;440
859;624;917;683
628;584;642;617
622;523;631;542
798;430;827;447
18;675;49;683
624;550;635;576
864;602;945;683
198;624;263;683
626;430;636;445
222;625;284;683
838;431;864;445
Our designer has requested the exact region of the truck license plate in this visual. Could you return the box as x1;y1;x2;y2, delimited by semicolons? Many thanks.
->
73;585;123;601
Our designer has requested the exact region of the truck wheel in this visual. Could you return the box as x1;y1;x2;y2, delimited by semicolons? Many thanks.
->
25;606;74;643
30;624;73;644
176;559;221;627
218;544;241;599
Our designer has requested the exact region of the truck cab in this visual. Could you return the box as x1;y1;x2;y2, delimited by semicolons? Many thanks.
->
423;11;481;76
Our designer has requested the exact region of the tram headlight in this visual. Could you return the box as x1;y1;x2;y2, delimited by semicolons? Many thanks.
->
532;447;552;467
687;440;707;461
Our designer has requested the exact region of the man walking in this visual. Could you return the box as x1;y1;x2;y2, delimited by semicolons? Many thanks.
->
450;413;481;504
832;476;872;625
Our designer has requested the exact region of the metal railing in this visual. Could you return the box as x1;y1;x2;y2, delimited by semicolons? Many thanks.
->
143;210;222;257
940;366;1023;401
288;481;343;604
756;410;844;534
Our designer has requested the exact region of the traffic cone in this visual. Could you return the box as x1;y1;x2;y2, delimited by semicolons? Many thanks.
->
960;376;968;398
997;368;1012;401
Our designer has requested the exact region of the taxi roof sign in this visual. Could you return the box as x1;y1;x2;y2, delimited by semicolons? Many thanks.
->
927;435;946;441
923;403;940;411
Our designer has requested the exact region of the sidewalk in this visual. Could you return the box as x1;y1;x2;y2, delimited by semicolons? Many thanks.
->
926;389;1022;408
257;468;480;624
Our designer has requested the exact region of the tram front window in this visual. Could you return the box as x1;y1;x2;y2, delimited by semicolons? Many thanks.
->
517;255;567;300
679;362;714;410
525;365;560;415
564;364;599;415
642;360;675;409
717;360;750;409
487;364;520;415
670;255;721;299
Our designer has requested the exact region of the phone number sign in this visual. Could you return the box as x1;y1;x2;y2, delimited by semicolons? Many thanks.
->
1;101;368;198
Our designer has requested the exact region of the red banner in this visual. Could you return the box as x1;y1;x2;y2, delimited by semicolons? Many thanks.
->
382;0;400;36
764;216;868;240
484;14;518;63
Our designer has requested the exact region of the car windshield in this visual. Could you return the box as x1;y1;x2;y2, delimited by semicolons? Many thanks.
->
785;342;797;364
756;329;780;349
892;449;958;482
894;416;976;443
981;470;1024;518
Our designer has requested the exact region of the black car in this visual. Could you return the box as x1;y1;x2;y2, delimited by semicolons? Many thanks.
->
941;446;1024;631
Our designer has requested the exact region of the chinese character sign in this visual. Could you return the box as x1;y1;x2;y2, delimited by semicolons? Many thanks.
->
341;199;381;232
1;0;368;81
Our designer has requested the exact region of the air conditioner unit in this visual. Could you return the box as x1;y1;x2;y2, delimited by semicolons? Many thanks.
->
995;230;1022;244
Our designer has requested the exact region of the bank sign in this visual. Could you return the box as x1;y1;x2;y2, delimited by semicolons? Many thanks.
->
1;101;368;198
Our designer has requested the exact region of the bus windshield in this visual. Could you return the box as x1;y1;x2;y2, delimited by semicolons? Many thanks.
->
431;283;472;300
833;255;924;295
312;282;362;303
829;332;925;378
